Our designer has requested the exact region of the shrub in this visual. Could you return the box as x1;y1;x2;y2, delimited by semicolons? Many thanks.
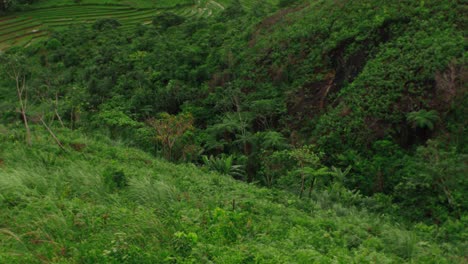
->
92;18;122;31
152;12;185;30
103;167;127;192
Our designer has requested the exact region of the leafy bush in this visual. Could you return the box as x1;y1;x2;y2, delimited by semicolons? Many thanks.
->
103;167;128;192
152;12;185;30
395;140;468;222
92;18;122;31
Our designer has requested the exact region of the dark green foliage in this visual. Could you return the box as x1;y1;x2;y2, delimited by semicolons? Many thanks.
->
220;0;245;21
45;38;62;51
407;110;440;130
395;141;468;223
152;12;186;31
0;1;466;259
278;0;299;8
2;0;37;11
92;18;122;31
103;167;128;191
3;0;462;222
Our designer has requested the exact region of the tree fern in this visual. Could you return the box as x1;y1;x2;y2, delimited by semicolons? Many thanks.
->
202;154;245;178
330;166;352;183
259;131;289;150
407;110;440;130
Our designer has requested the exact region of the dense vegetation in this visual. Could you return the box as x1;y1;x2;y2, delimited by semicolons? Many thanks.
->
0;126;465;263
0;0;466;262
0;0;230;49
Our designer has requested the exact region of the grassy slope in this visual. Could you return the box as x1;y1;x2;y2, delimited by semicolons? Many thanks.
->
0;125;464;263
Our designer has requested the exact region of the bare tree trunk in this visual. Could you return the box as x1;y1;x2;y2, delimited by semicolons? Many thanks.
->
70;107;75;130
54;92;65;128
16;75;31;146
19;108;31;145
299;170;305;198
40;117;67;151
308;177;316;198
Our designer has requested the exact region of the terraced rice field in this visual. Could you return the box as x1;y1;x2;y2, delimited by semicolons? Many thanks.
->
0;1;228;50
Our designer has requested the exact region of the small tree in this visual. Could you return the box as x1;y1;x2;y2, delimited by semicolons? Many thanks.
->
95;102;140;139
0;54;31;145
407;109;440;130
257;131;291;187
289;146;326;198
395;140;467;222
148;113;194;161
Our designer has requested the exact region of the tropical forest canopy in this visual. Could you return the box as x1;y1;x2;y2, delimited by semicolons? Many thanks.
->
0;0;466;263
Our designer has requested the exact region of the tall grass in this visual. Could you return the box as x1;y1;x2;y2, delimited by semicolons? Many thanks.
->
0;125;465;263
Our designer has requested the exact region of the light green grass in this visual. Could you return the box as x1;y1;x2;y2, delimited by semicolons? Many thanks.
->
0;125;465;263
0;22;43;36
0;30;46;47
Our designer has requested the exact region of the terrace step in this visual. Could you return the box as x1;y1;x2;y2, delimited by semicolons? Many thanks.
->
0;1;229;50
0;23;44;37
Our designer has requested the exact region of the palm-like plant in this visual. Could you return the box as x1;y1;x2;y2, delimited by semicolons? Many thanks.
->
330;166;352;183
259;131;289;150
407;110;440;130
299;166;333;198
202;155;245;179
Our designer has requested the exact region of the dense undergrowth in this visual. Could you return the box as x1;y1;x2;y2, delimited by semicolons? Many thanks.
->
0;125;466;263
0;0;467;262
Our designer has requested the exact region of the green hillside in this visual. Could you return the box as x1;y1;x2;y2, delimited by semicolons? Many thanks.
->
0;126;465;263
0;0;466;262
0;0;267;50
15;0;192;9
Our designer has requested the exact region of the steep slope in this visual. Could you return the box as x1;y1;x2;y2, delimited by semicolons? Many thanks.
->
0;125;465;263
0;1;466;262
